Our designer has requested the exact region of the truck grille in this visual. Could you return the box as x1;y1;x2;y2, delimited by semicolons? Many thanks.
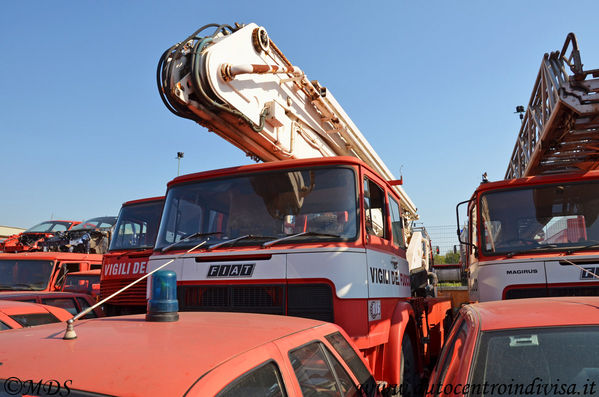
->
505;285;599;300
179;283;333;322
100;279;147;305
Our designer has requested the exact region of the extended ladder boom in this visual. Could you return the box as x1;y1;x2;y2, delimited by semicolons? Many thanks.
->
506;33;599;179
157;23;417;220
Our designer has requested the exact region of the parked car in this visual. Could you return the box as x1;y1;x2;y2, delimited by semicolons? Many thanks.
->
0;300;71;331
0;291;104;319
0;219;81;252
0;311;379;396
427;297;599;396
39;216;116;254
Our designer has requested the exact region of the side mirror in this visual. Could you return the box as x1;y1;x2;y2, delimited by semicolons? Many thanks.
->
456;199;478;257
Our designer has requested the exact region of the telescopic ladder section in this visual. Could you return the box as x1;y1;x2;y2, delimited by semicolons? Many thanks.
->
157;23;418;221
505;33;599;179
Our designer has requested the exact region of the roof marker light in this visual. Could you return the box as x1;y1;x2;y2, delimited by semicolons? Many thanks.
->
146;270;179;322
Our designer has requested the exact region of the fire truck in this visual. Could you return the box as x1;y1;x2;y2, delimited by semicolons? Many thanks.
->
457;33;599;302
152;22;451;392
100;196;164;315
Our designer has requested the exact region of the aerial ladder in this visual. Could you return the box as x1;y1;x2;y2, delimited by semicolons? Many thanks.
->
506;33;599;179
157;23;418;225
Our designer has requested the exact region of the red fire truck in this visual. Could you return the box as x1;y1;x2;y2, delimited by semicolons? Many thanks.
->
100;196;164;315
457;33;599;302
152;22;451;392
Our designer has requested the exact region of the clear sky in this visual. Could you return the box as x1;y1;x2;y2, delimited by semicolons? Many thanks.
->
1;1;599;229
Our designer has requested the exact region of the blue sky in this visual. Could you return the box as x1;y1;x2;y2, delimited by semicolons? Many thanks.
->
2;1;599;229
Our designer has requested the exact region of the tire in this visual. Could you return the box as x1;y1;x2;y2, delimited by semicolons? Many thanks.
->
399;334;419;397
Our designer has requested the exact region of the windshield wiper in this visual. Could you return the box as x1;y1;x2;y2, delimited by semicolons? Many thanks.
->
505;244;559;257
207;234;277;250
565;240;599;255
161;232;224;252
262;231;340;248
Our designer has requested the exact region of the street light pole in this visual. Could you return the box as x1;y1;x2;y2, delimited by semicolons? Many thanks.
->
176;152;184;176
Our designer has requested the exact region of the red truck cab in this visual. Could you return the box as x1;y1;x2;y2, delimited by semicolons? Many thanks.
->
100;196;164;315
148;157;451;390
0;252;102;293
458;171;599;302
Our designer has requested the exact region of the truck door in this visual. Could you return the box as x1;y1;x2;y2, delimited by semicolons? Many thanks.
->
363;175;410;304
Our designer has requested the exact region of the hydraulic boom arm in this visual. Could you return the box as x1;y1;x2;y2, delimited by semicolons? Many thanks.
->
157;23;417;221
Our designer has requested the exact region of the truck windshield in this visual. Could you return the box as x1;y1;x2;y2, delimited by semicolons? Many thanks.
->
110;200;164;251
480;181;599;255
156;166;358;250
0;260;54;290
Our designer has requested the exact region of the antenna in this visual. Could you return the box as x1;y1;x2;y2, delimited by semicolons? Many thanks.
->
63;239;206;340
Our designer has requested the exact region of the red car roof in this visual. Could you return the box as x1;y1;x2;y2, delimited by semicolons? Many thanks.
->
0;312;327;396
469;297;599;331
0;300;72;322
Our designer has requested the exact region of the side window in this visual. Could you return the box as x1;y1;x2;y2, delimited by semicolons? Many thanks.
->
0;320;11;331
42;298;78;315
434;319;469;395
51;223;68;232
63;263;81;273
216;361;286;397
289;342;360;397
363;178;387;239
387;194;406;248
326;332;377;395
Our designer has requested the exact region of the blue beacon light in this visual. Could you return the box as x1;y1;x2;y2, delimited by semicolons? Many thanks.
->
146;270;179;322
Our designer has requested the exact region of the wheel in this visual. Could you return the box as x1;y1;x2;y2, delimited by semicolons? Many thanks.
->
400;334;419;397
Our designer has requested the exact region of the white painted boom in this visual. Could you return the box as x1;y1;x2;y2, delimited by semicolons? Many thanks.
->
158;23;418;220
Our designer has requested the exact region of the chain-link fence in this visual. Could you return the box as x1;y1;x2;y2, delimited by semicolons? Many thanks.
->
423;225;460;257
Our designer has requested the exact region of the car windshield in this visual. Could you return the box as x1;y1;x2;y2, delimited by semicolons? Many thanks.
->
0;260;54;290
480;181;599;255
471;326;599;396
71;217;117;231
109;200;164;250
156;166;358;250
26;221;72;233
